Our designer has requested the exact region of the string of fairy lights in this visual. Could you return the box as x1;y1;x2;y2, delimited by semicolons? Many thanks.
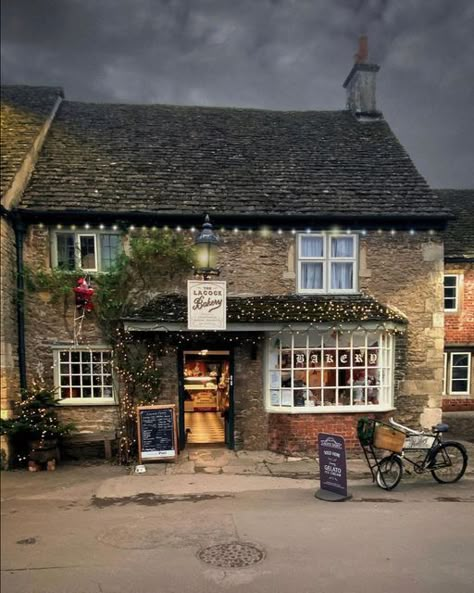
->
38;220;416;461
36;222;438;236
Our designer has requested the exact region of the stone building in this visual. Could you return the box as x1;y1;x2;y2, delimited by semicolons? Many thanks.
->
1;86;63;464
438;190;474;438
1;43;451;460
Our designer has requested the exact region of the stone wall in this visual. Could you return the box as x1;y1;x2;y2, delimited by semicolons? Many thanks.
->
360;232;444;429
15;225;445;453
0;217;19;466
234;341;267;450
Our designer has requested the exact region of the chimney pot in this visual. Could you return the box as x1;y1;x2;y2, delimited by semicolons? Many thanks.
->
343;35;380;117
355;35;369;64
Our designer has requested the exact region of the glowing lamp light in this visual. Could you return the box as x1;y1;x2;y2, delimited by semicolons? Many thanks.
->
194;214;220;279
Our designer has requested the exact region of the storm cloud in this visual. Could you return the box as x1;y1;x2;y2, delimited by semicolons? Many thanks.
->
2;0;473;188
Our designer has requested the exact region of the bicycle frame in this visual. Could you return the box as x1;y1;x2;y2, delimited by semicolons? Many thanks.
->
389;419;449;474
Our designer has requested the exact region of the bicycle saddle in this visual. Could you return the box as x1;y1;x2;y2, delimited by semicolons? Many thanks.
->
432;423;449;433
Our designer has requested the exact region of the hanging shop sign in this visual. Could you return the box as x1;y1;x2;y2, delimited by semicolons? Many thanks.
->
187;280;227;330
315;433;352;502
137;405;178;463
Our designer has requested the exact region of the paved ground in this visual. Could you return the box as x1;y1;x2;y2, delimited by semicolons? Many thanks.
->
1;445;474;593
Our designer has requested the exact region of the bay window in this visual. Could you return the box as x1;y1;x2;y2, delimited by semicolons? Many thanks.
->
298;233;358;293
267;330;393;411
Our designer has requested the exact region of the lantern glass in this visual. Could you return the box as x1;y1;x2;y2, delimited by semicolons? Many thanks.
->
195;242;217;270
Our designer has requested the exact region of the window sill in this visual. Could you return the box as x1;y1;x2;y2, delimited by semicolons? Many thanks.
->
266;405;395;414
57;399;117;407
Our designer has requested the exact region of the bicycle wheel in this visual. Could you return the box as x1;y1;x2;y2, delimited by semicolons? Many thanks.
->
376;455;403;490
431;443;468;484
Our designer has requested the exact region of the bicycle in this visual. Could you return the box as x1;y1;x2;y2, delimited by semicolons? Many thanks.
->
357;417;469;491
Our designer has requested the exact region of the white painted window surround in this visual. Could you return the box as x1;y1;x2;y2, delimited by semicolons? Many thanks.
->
444;274;460;311
297;233;358;294
265;330;394;413
53;347;116;405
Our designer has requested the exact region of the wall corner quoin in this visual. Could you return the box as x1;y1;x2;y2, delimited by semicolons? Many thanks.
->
419;407;442;430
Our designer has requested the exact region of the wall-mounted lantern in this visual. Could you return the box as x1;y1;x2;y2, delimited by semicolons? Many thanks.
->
194;214;220;280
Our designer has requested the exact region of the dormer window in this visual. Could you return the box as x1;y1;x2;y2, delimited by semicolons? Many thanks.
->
297;233;358;293
53;230;122;272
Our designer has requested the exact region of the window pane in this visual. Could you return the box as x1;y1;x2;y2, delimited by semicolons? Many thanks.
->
444;287;456;298
452;367;468;380
444;276;457;287
444;298;456;310
301;236;324;257
331;263;353;289
452;354;468;367
331;237;354;258
301;263;323;289
100;234;121;271
451;380;468;393
57;234;76;270
80;236;96;269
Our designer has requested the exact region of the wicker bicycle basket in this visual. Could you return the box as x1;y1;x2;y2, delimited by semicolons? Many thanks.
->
373;424;405;453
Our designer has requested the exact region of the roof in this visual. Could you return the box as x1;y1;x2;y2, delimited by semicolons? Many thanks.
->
1;85;63;197
19;100;446;221
125;293;407;325
436;190;474;260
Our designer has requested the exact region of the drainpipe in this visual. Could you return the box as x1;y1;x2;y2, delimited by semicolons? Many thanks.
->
13;214;27;393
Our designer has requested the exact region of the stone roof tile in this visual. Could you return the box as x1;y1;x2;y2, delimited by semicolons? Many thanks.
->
1;85;63;197
437;189;474;259
20;101;445;219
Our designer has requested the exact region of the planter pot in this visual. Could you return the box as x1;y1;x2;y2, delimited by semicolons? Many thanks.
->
28;438;59;464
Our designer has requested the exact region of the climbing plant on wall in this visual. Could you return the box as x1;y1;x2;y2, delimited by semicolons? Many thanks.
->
25;230;195;464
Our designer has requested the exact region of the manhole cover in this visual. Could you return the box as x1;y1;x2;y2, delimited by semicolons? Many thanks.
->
197;542;264;568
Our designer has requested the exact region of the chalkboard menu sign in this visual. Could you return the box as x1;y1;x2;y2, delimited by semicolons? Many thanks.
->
317;433;350;500
137;405;178;463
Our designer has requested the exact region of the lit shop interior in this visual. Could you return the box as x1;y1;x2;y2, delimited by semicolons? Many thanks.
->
183;350;231;445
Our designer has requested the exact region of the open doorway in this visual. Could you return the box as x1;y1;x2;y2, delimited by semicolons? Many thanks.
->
181;350;232;448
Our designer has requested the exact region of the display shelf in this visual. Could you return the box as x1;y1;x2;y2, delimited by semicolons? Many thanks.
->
184;376;216;382
185;385;218;391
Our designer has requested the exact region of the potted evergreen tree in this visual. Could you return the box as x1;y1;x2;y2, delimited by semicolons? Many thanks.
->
0;381;75;471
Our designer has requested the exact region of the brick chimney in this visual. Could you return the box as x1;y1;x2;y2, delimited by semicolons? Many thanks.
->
343;36;380;117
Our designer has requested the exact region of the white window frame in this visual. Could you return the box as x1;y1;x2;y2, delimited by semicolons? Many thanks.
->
265;329;394;413
442;352;447;395
444;274;459;312
297;233;358;294
447;352;471;395
77;233;98;272
51;230;122;272
53;346;116;405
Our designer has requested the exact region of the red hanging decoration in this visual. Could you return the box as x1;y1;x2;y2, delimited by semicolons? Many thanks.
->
73;277;94;312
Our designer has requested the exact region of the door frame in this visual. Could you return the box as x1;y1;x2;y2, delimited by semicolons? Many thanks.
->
177;344;235;450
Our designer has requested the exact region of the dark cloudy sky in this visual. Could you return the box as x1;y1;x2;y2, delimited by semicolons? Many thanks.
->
2;0;473;188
